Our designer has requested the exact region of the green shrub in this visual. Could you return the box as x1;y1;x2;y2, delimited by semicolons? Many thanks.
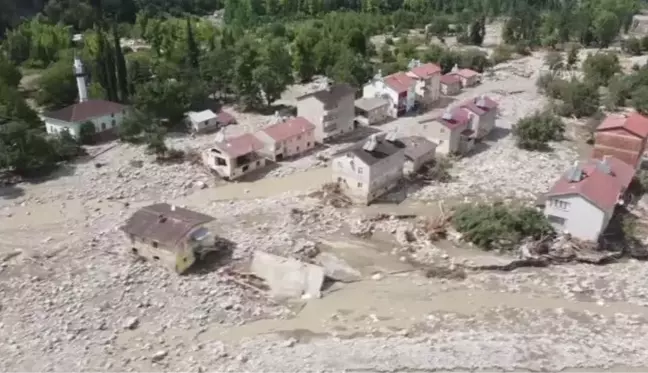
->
513;110;565;151
452;202;553;251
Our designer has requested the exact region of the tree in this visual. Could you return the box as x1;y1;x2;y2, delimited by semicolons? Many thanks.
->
186;18;200;69
200;45;234;98
556;79;600;118
566;44;580;69
631;86;648;115
95;30;118;102
582;52;621;87
79;121;97;144
0;56;22;87
118;109;151;142
622;37;642;56
36;59;78;110
328;47;372;87
544;51;564;71
253;38;293;106
346;28;367;56
469;16;486;46
0;121;58;176
112;24;130;102
133;77;189;125
0;83;43;129
144;125;168;157
513;110;565;151
292;27;320;82
593;10;620;48
232;37;262;109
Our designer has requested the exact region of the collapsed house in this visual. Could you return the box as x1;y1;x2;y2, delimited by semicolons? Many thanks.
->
121;203;217;274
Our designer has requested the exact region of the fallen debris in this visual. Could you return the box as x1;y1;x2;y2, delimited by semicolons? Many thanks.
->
250;251;325;300
310;183;352;208
423;265;467;280
314;252;362;283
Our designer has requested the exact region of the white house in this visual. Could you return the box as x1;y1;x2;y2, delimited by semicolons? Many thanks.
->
332;132;406;204
362;71;415;118
406;60;441;109
187;110;218;133
544;156;635;242
41;56;127;139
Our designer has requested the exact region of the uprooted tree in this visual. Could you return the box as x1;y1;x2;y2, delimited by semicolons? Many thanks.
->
451;202;554;252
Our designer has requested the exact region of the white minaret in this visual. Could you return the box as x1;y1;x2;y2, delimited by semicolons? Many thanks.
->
73;55;88;103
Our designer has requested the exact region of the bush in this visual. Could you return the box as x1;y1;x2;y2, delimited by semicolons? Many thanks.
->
79;121;96;145
514;41;531;56
544;51;564;71
452;202;553;251
546;78;600;118
491;44;513;64
622;37;643;56
582;52;621;87
513;110;565;150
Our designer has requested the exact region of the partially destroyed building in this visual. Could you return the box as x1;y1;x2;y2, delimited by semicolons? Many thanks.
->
202;133;266;180
121;203;216;274
593;112;648;169
544;156;635;242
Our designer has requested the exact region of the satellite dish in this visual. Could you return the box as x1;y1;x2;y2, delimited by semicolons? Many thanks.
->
441;110;453;121
385;130;398;142
363;135;378;152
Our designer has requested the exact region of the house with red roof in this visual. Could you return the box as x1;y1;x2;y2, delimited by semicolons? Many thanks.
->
362;70;415;118
453;68;481;87
544;156;635;241
440;74;462;96
203;133;267;180
459;94;499;140
593;112;648;169
255;116;316;161
420;107;475;155
406;60;441;109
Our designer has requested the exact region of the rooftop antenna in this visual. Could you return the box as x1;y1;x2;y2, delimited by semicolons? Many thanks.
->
565;161;583;182
374;69;383;81
363;134;378;152
451;64;459;73
270;111;283;125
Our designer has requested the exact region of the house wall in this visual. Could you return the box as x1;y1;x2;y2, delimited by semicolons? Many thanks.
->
419;121;457;155
278;130;316;159
332;154;372;202
594;129;645;168
363;80;413;118
127;237;197;274
367;150;405;202
465;109;497;140
544;195;609;241
297;96;354;143
459;75;479;88
441;82;461;96
191;118;218;133
405;149;436;174
364;105;389;125
44;109;127;139
408;73;441;106
202;149;267;180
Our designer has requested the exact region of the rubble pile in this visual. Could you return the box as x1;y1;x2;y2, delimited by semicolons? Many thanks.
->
310;182;352;208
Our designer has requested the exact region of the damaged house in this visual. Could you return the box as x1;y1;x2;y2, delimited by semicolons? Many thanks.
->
121;203;216;274
543;156;635;242
202;132;266;180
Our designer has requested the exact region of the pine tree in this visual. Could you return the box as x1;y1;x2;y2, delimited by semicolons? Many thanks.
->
112;24;129;103
94;29;109;97
96;30;118;101
186;19;200;69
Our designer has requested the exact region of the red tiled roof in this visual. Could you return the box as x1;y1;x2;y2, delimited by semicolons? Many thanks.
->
596;113;648;139
216;110;236;124
261;116;315;142
440;74;461;85
439;107;471;130
409;63;441;79
460;95;498;116
43;100;126;123
383;72;414;93
455;68;480;78
547;156;635;213
215;133;264;158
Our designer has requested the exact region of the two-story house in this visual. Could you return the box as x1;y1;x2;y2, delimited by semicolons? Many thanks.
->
362;71;415;118
459;94;499;140
419;108;475;156
296;83;356;143
255;116;316;161
544;156;635;242
332;133;406;204
593;112;648;169
202;133;267;180
406;61;441;109
453;68;481;87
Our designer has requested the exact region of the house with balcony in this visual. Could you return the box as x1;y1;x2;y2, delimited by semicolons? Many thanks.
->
419;108;475;156
543;156;635;242
362;70;415;118
593;112;648;169
459;94;499;140
332;132;406;204
296;83;356;143
255;116;316;161
406;60;441;109
202;133;267;180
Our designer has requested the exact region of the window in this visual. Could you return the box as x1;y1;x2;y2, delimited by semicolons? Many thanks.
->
101;122;106;130
440;128;445;133
547;215;566;226
152;241;159;248
552;200;570;210
357;182;362;188
111;113;115;118
153;256;160;260
358;167;363;174
111;120;116;127
296;146;300;151
256;160;261;166
307;142;311;147
297;135;302;140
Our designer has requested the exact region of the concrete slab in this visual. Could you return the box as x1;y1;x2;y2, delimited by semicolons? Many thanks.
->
250;251;325;300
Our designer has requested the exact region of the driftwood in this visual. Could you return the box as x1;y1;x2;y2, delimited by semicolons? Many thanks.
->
420;202;451;241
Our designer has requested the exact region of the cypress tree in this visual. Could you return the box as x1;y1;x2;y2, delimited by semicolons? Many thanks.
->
94;29;109;97
112;24;129;103
186;19;200;69
96;30;118;101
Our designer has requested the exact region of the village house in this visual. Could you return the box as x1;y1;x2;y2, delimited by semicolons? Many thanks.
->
420;108;475;156
354;97;390;126
42;56;127;139
186;109;236;133
459;94;498;140
453;68;481;87
440;74;462;96
406;60;442;109
544;156;635;242
256;116;316;161
362;70;416;118
399;136;437;175
332;132;406;204
121;203;216;274
296;83;356;143
202;133;266;180
593;112;648;169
